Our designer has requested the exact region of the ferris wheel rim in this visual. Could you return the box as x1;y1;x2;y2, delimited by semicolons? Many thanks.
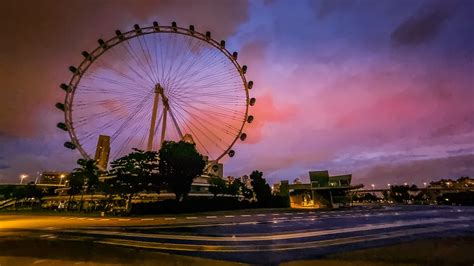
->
62;22;251;162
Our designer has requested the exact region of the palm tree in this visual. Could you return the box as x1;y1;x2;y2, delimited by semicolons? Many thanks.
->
73;159;101;211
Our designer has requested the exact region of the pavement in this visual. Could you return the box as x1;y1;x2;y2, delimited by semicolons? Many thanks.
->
1;205;473;265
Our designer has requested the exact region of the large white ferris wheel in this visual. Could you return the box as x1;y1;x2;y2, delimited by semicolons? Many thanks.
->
56;21;255;163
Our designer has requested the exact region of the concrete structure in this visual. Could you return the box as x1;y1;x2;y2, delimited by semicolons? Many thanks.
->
275;170;363;208
38;171;69;185
94;135;111;170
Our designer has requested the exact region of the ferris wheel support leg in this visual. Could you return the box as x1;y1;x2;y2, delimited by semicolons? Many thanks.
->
160;107;168;146
147;87;161;151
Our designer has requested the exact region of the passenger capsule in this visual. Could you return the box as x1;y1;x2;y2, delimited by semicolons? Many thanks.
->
205;31;211;39
248;80;253;89
249;98;256;106
64;142;76;150
98;39;107;49
133;24;142;34
242;65;247;74
153;21;160;31
81;51;92;60
220;40;226;48
115;30;124;40
60;83;70;92
240;133;247;141
69;66;78;74
189;25;195;34
232;52;238;60
247;115;254;123
56;122;67;131
171;21;177;31
77;158;86;165
55;103;65;111
212;164;219;172
228;150;235;157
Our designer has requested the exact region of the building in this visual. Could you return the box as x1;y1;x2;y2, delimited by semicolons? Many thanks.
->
38;171;69;185
94;135;110;170
276;170;363;208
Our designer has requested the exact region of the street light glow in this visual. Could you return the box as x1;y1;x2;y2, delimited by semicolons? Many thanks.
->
20;174;28;184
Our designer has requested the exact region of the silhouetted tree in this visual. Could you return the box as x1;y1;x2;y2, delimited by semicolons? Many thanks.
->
159;141;205;202
250;170;272;206
108;149;160;212
67;172;84;210
73;159;101;211
209;177;227;198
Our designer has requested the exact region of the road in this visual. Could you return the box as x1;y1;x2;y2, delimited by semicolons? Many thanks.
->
1;205;473;264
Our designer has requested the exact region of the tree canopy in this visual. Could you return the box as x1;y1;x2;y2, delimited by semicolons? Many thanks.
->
108;149;160;211
250;170;272;206
159;141;205;202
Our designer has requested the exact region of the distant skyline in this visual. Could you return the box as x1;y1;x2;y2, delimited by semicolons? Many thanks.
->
1;0;473;187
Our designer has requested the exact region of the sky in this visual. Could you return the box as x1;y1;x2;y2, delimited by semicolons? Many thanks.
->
0;0;473;187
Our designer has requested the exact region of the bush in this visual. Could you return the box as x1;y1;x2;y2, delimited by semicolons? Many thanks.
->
131;195;289;215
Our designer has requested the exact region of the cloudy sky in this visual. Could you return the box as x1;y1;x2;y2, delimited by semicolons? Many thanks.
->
1;0;473;187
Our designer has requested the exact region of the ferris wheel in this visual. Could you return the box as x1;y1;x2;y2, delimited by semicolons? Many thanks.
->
55;21;255;162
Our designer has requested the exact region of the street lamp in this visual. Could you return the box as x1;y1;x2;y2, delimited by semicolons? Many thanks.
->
59;174;65;185
423;182;427;187
20;174;28;184
387;183;391;188
371;184;375;190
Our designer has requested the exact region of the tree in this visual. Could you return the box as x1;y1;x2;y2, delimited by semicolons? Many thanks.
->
67;171;84;211
159;141;205;202
209;177;227;198
226;179;241;197
389;185;411;204
250;170;272;206
108;149;160;212
73;159;101;211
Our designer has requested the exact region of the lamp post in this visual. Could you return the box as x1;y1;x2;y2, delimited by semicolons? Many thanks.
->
59;174;65;185
20;174;27;184
371;184;375;190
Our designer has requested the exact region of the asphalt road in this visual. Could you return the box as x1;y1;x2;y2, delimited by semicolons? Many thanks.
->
1;205;473;264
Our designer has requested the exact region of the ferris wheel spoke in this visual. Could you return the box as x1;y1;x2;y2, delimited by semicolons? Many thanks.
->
105;45;156;89
169;103;219;156
166;39;211;95
169;93;246;115
167;42;222;96
171;99;239;142
137;34;160;85
170;99;244;135
122;39;157;86
91;56;152;90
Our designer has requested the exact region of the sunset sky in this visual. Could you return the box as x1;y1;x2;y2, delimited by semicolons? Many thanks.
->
1;0;473;187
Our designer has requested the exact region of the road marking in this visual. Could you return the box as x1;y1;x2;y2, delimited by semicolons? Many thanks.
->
224;215;235;218
296;212;304;215
100;219;110;221
78;218;86;220
186;217;198;220
141;218;154;221
118;218;130;221
256;214;266;217
271;213;280;216
87;218;95;221
293;216;304;219
283;213;292;215
73;217;472;243
241;214;251;217
206;216;217;219
96;223;465;253
164;217;176;220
